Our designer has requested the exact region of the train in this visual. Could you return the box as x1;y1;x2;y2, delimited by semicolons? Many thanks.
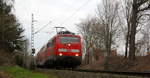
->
36;30;82;68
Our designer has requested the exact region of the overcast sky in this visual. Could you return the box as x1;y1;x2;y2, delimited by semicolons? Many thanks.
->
14;0;102;53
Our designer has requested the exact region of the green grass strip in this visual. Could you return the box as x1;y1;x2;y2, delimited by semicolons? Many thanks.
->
0;66;57;78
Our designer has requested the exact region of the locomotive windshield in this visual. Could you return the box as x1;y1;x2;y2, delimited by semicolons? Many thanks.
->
60;36;79;43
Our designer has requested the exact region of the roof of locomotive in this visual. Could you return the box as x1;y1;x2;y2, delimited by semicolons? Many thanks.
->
56;34;80;38
54;31;81;38
48;31;81;42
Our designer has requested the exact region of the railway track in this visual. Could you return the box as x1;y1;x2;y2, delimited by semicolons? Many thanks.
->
37;68;150;78
73;69;150;77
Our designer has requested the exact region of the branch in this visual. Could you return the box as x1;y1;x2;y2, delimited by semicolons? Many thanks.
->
138;2;150;12
137;0;149;7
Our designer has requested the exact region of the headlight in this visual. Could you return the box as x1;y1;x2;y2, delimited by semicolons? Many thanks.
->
59;53;63;56
71;49;79;52
58;48;67;52
75;54;79;56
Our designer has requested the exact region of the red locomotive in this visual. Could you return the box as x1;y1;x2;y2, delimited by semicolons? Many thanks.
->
36;30;82;68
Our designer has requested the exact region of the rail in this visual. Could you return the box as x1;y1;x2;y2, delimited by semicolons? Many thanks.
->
72;69;150;77
37;68;150;77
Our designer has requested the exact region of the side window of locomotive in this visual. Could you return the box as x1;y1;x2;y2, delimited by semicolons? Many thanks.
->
60;37;79;43
47;39;55;47
47;42;52;47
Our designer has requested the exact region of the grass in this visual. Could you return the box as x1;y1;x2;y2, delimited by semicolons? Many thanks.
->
0;66;58;78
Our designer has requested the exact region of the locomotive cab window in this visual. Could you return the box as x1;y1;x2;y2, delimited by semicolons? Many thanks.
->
60;36;79;43
47;42;52;47
47;38;55;47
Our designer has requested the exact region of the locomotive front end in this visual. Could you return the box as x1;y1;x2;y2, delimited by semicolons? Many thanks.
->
55;35;82;67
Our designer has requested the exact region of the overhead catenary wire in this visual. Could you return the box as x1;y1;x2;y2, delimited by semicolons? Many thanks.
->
33;0;91;35
34;21;52;34
60;0;91;26
34;0;90;33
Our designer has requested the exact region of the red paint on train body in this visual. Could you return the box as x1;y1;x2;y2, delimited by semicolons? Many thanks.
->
36;31;82;67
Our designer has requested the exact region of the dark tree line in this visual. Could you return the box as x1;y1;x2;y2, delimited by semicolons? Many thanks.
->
0;0;25;52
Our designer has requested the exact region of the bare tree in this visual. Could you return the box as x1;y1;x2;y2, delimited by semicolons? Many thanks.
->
126;0;150;61
121;0;150;59
77;17;95;64
77;17;106;64
121;0;133;58
96;0;120;69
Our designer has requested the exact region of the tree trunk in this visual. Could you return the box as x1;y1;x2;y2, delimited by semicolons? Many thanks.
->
128;0;138;61
125;34;128;58
125;22;130;58
104;24;111;70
